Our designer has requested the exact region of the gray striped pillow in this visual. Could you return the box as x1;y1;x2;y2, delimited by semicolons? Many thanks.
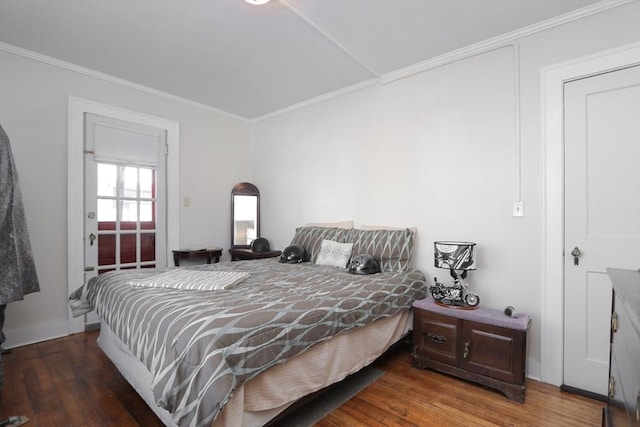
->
347;228;414;272
290;226;350;262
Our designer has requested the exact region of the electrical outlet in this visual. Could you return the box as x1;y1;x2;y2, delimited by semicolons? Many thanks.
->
512;201;524;217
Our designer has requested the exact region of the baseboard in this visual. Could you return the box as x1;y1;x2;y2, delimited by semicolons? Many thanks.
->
560;384;607;402
3;320;70;349
526;359;542;382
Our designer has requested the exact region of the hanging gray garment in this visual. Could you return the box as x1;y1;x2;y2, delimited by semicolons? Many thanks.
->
0;124;40;305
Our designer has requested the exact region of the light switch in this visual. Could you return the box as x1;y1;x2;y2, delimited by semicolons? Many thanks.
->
184;196;191;208
512;201;524;217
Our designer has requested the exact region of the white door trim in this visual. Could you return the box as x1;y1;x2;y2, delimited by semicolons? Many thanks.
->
540;41;640;386
67;97;180;334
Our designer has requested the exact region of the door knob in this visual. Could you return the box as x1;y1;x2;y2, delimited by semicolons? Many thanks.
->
89;233;97;246
570;246;581;265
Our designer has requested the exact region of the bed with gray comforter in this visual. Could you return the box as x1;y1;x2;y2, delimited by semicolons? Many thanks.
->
70;257;427;427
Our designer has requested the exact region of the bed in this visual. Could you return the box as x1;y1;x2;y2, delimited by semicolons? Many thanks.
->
69;226;427;427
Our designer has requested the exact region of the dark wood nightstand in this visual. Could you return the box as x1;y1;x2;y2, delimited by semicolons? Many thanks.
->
604;268;640;426
412;298;530;402
229;248;281;261
172;248;222;267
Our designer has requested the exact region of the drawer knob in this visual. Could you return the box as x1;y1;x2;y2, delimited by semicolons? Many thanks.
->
463;342;470;359
426;332;447;344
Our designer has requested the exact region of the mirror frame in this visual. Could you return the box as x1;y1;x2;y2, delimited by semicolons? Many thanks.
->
231;182;260;249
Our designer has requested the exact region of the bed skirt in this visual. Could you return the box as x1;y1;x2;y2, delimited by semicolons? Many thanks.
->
97;309;411;427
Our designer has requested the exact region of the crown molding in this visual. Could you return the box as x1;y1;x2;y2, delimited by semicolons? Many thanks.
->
0;42;249;123
378;0;636;85
1;0;634;123
253;0;635;122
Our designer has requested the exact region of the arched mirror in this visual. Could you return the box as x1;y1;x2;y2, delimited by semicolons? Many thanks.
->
231;182;260;249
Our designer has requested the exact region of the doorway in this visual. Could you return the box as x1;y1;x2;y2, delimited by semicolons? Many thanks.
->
562;65;640;396
82;114;168;325
67;98;180;334
541;42;640;388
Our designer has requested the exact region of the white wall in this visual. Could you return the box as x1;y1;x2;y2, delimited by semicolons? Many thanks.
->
251;2;640;380
0;49;251;347
0;0;637;380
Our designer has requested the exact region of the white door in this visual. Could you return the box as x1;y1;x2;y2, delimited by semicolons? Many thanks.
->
83;113;168;325
563;65;640;396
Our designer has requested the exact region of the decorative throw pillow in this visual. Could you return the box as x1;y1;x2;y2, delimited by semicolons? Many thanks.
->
315;240;354;268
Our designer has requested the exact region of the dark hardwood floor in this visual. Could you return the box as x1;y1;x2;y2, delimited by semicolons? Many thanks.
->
1;330;603;426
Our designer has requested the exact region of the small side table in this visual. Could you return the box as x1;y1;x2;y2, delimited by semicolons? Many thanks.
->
229;248;282;261
172;248;222;267
412;298;530;402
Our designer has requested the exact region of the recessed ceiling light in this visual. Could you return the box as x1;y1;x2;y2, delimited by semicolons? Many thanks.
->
245;0;271;5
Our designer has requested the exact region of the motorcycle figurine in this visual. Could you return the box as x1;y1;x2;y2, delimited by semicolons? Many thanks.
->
430;276;480;308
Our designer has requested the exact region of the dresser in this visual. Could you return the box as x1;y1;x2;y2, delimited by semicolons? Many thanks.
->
412;298;530;402
604;268;640;426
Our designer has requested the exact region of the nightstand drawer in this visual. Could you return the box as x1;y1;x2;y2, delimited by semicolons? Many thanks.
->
413;309;461;365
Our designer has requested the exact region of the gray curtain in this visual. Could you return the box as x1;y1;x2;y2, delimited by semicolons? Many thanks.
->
0;124;40;389
0;124;40;304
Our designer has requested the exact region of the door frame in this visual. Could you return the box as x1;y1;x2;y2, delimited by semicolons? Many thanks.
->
540;41;640;386
67;97;180;334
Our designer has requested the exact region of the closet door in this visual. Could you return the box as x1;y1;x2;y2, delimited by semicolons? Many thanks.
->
563;65;640;396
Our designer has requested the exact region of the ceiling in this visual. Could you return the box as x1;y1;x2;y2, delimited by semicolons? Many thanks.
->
0;0;606;120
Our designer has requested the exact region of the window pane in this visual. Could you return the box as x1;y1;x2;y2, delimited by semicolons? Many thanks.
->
120;200;138;221
98;221;116;231
122;166;138;198
140;168;154;199
97;163;117;197
98;234;115;266
120;234;137;264
97;198;116;222
141;233;155;262
121;221;136;231
140;200;153;223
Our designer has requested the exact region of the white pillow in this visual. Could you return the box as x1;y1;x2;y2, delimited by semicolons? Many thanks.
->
360;224;417;236
306;220;354;229
316;240;354;268
131;269;250;291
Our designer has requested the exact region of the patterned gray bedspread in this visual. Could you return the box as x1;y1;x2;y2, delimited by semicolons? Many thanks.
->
69;259;427;427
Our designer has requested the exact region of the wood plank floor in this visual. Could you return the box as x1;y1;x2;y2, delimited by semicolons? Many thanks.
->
1;330;603;426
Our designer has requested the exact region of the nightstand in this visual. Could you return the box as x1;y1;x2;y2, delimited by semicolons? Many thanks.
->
604;268;640;426
229;248;282;261
172;248;222;267
412;298;530;402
